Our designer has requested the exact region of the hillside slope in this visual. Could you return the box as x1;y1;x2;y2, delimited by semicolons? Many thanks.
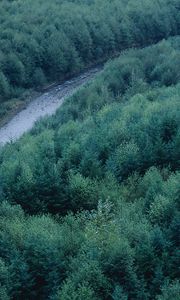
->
0;37;179;299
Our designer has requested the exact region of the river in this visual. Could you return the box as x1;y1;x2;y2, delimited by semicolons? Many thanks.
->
0;66;102;146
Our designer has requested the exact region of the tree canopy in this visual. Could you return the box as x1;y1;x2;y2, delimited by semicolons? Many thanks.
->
0;36;179;299
0;0;180;120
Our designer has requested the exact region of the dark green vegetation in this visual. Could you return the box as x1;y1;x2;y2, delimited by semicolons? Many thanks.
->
0;0;180;121
0;36;180;299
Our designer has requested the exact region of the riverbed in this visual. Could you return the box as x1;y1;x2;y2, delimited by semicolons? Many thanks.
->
0;67;102;146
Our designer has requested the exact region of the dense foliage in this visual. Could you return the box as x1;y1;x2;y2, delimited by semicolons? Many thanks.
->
0;36;180;299
0;0;180;119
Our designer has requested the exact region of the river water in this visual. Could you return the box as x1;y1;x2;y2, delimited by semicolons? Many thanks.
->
0;67;102;146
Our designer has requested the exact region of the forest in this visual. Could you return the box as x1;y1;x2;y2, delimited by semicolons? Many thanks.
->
0;0;180;121
0;36;180;299
0;0;180;299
